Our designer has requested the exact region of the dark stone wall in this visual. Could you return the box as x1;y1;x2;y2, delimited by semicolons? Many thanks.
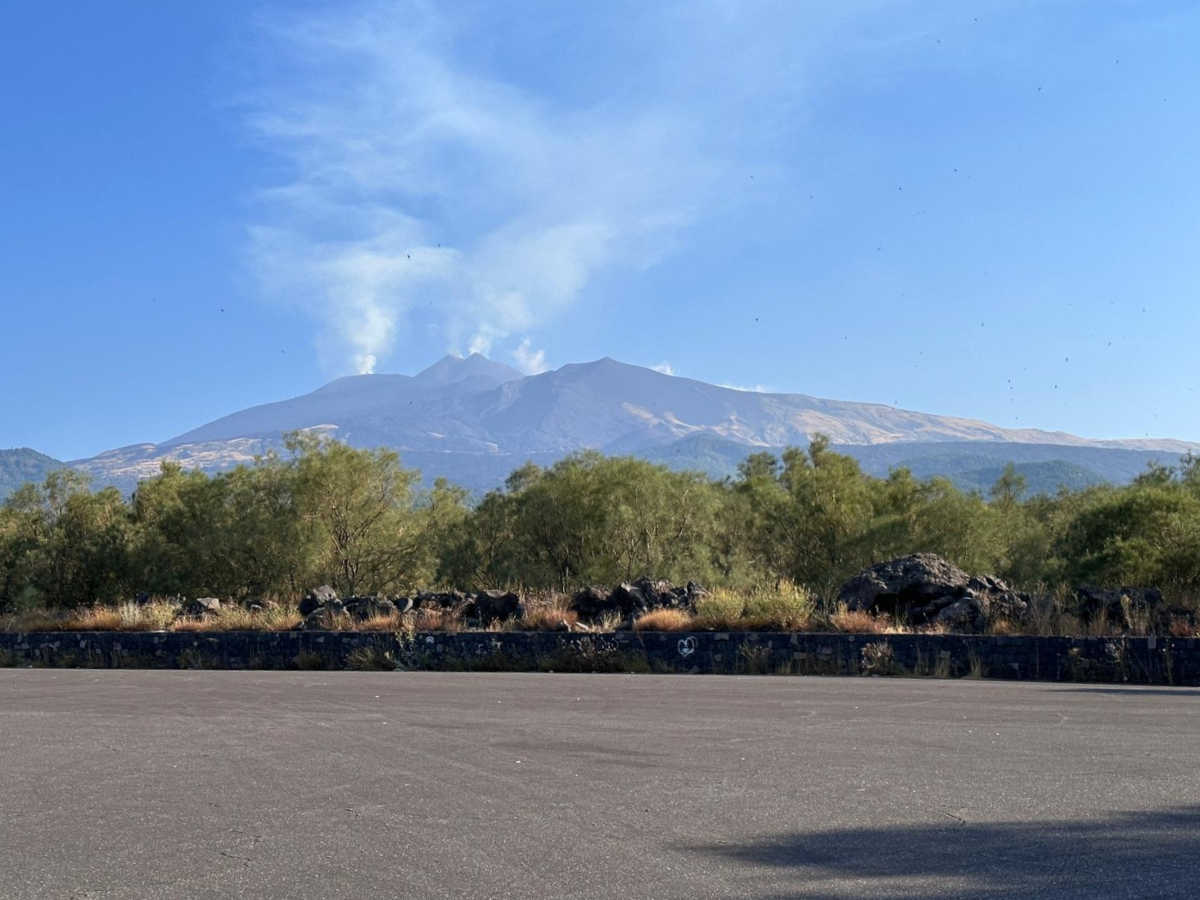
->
1;630;1198;683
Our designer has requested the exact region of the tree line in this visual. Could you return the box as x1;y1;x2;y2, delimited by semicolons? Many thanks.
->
2;432;1198;611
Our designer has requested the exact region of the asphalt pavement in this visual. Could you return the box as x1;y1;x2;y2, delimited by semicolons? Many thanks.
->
2;670;1198;898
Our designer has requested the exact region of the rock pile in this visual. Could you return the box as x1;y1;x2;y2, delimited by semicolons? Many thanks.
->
837;553;1029;633
1074;585;1193;634
294;586;520;630
293;579;705;630
568;578;706;624
298;586;406;629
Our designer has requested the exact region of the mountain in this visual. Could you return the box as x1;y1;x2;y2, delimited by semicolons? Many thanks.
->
0;448;64;500
61;354;1196;496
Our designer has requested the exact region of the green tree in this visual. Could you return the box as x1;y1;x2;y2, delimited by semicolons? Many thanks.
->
3;471;132;608
286;432;423;595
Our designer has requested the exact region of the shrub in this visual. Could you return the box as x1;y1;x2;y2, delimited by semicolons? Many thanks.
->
694;588;745;628
346;645;395;670
860;641;897;675
741;581;815;630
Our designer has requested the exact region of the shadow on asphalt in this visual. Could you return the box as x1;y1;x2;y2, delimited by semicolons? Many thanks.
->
1050;687;1200;697
686;806;1200;898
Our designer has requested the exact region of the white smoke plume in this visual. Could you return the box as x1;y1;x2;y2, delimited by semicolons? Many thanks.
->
240;2;717;374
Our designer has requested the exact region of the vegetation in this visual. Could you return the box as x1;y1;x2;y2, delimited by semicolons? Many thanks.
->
2;433;1199;634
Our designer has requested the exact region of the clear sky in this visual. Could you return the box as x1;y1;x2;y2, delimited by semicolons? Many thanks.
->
3;1;1198;460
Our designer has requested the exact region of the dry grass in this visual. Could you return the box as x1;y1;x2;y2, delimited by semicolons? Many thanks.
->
174;604;301;632
987;618;1019;636
633;608;695;632
5;586;1196;638
0;600;303;634
913;621;949;635
517;592;579;631
1169;616;1198;638
860;641;897;675
354;613;404;632
402;606;461;633
2;602;179;632
63;607;125;630
827;605;889;634
346;645;395;670
520;606;579;631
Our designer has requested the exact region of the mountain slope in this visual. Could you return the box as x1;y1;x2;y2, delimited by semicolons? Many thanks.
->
168;353;523;446
66;355;1197;495
0;448;64;500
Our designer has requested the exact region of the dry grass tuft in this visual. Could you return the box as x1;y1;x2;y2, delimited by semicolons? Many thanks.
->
355;613;404;632
860;641;897;675
131;601;178;631
518;592;578;631
987;618;1019;636
1168;616;1197;638
913;621;949;635
403;606;461;633
257;605;303;631
169;617;210;633
63;607;125;631
346;645;395;670
828;605;889;634
633;608;695;632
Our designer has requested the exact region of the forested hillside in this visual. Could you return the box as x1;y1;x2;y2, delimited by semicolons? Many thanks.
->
3;432;1198;612
0;449;62;501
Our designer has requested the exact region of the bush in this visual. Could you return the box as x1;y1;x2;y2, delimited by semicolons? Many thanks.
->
742;581;815;629
695;589;744;625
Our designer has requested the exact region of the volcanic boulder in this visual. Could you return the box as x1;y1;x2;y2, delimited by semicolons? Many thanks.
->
837;553;1029;632
462;590;522;626
180;596;221;618
300;585;339;616
342;596;399;622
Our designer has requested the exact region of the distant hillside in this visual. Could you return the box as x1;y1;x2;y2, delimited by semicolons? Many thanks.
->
0;448;63;500
60;354;1196;496
944;461;1107;497
640;434;1156;497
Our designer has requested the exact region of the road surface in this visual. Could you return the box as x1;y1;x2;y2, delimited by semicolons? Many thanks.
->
2;670;1198;898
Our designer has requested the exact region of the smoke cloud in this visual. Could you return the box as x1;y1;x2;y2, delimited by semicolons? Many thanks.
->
241;2;719;374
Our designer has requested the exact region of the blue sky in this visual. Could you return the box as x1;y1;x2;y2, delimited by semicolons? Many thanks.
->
2;0;1198;460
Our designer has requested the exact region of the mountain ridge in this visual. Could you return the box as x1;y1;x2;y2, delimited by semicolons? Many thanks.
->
0;448;65;500
24;354;1196;496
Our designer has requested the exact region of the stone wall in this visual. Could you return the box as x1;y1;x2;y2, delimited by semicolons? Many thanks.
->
2;630;1199;684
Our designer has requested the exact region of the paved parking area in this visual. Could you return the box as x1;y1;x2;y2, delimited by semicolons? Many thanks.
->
2;670;1198;897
